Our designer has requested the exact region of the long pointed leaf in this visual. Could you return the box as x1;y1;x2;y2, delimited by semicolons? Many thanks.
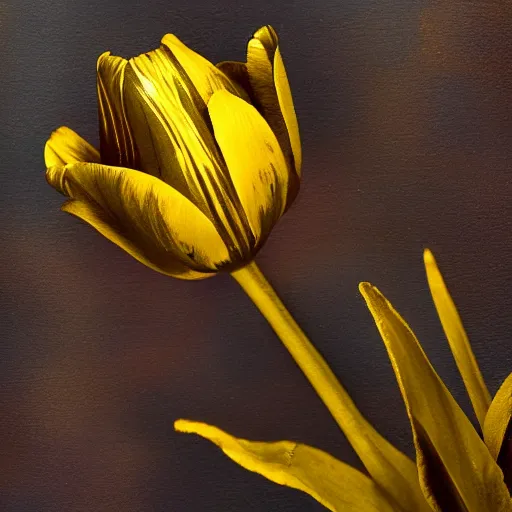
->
360;283;511;512
424;249;491;428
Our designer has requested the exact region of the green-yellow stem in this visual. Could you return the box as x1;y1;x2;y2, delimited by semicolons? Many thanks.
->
231;261;429;512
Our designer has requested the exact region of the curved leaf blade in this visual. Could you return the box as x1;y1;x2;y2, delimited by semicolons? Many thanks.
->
175;419;398;512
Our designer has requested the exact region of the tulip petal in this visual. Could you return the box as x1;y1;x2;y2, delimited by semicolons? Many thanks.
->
424;249;491;428
360;282;511;512
484;373;512;460
46;162;230;273
208;90;288;244
125;50;253;258
96;52;139;168
161;34;248;104
274;46;302;175
44;126;100;167
246;26;301;177
61;200;208;280
175;419;398;512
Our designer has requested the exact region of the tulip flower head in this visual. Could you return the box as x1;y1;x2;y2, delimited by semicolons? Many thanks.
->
45;26;301;279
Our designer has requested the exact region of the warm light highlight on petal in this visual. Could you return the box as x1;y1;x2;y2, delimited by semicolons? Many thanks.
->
360;283;511;512
208;90;288;243
424;249;491;428
175;419;397;512
125;50;253;257
44;126;100;167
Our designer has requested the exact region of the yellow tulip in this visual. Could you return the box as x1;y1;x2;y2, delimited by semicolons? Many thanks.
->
177;251;512;511
45;26;301;279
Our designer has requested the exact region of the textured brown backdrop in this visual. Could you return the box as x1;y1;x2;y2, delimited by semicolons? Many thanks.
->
1;0;512;510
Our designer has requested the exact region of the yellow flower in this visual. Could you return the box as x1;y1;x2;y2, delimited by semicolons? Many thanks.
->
176;250;512;511
45;26;301;279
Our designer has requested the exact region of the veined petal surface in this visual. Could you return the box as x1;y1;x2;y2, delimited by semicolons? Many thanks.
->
175;419;398;512
360;283;512;512
161;34;248;104
424;249;491;428
208;90;288;244
124;48;253;257
46;162;230;274
44;126;100;167
97;52;139;168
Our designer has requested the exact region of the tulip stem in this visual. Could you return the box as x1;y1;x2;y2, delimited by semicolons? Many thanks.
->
231;260;367;437
231;261;427;511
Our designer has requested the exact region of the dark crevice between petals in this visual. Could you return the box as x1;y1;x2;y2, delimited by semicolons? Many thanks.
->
158;45;212;126
192;159;255;265
216;61;258;105
414;420;470;512
257;25;279;53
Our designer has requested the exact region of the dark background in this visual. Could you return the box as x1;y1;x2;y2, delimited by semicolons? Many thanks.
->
2;0;512;510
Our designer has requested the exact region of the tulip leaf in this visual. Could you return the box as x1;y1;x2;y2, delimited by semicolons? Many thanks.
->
360;283;512;512
175;419;398;512
484;372;512;460
424;249;491;428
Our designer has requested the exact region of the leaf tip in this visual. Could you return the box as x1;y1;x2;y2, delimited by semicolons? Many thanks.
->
174;419;194;433
358;281;373;294
423;248;437;269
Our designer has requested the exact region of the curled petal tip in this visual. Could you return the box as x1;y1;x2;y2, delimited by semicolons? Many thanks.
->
160;33;180;46
97;50;126;72
44;126;100;167
97;51;109;67
253;25;278;44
